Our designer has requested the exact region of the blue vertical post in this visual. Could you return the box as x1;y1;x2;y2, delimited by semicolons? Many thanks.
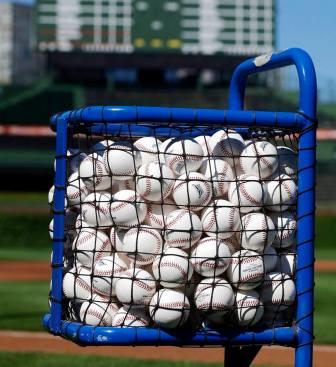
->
50;117;68;334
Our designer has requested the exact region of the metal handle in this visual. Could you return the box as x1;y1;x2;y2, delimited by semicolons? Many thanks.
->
228;48;317;120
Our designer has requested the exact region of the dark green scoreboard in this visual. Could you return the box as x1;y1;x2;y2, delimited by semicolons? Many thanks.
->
37;0;275;55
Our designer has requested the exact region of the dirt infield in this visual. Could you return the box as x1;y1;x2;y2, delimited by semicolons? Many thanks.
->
0;330;334;367
1;260;336;282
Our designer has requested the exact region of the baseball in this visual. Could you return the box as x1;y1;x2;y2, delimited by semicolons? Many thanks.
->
265;174;297;212
263;245;278;273
209;129;245;167
120;226;163;266
104;140;141;180
194;135;212;157
191;237;231;277
116;179;136;192
92;254;129;297
159;137;173;164
227;250;264;290
72;228;112;268
235;289;264;327
260;272;296;311
49;208;77;240
277;146;297;177
164;209;202;249
173;172;212;211
199;158;234;197
201;199;240;239
54;149;86;173
66;172;89;206
145;199;178;229
109;227;125;250
164;138;203;175
79;294;118;326
194;278;234;324
240;213;276;253
115;268;156;305
62;266;92;301
136;162;175;202
134;137;162;164
270;211;296;248
48;185;68;208
91;139;114;156
79;153;111;190
82;192;113;227
152;248;193;288
240;141;278;179
110;190;147;227
112;305;150;327
275;251;296;276
149;289;190;328
228;175;264;213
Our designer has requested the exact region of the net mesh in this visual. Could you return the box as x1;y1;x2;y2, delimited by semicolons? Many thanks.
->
49;120;298;334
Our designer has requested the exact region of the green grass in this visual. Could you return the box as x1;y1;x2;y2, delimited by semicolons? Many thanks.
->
0;192;48;206
0;274;335;344
315;216;336;259
0;351;280;367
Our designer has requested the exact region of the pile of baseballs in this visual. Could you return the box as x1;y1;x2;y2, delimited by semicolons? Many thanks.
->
49;131;298;330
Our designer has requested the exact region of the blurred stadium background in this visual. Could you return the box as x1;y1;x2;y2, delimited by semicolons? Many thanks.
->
0;1;335;366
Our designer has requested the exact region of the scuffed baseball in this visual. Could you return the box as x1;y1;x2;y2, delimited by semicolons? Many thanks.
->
234;289;264;327
227;250;264;290
112;305;150;327
136;162;175;202
240;213;276;253
173;172;212;211
152;248;193;288
201;199;240;239
164;209;202;249
149;289;190;328
134;137;162;164
191;237;231;277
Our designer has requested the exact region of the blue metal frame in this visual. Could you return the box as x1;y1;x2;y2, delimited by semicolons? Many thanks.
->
45;48;316;367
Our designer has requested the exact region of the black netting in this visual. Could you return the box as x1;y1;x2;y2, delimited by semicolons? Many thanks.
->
49;121;298;333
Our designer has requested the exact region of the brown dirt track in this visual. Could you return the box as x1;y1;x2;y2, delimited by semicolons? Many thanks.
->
1;260;336;282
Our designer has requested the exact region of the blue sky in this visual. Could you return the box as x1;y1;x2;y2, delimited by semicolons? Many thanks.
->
7;0;336;83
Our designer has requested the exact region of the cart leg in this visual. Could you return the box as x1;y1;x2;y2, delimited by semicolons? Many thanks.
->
295;342;313;367
225;345;262;367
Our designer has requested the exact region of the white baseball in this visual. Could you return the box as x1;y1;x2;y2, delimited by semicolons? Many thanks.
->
54;149;86;173
265;174;297;212
82;192;113;227
75;214;91;233
194;135;212;157
110;190;147;227
145;199;178;229
201;199;240;239
109;227;126;251
199;158;234;197
260;272;296;311
48;185;68;208
164;209;202;249
228;175;264;213
79;153;111;190
277;146;297;177
173;172;212;211
92;254;129;297
134;137;162;164
121;226;163;265
165;138;203;175
80;294;118;326
240;141;278;178
263;245;278;273
149;289;190;328
72;229;112;268
66;172;89;206
275;251;296;276
269;211;296;248
227;250;264;290
136;162;175;202
235;289;264;326
240;213;276;253
112;305;150;327
103;140;141;180
159;137;173;164
191;237;231;277
91;139;114;156
115;268;156;305
210;129;245;167
152;248;193;288
194;278;234;324
63;266;92;300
